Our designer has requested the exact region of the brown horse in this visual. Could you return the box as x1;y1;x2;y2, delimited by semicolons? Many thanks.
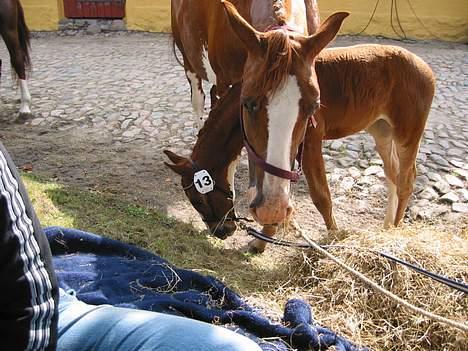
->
164;84;243;238
165;44;435;252
172;0;348;226
0;0;32;116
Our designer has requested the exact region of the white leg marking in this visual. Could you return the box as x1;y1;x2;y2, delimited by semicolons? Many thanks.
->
287;0;308;34
227;156;240;200
263;76;301;197
186;71;205;118
19;79;31;114
384;180;398;228
202;48;217;85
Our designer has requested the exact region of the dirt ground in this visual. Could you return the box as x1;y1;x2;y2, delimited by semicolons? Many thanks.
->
0;120;464;253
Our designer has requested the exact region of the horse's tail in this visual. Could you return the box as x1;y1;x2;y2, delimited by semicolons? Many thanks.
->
172;39;184;68
16;0;31;71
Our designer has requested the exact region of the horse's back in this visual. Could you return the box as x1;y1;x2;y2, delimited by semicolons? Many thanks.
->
319;44;435;89
171;0;247;85
317;44;435;139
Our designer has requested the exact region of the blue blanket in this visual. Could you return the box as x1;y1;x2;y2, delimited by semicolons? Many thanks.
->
46;227;366;351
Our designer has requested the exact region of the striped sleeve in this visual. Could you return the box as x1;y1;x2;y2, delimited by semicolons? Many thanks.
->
0;142;58;351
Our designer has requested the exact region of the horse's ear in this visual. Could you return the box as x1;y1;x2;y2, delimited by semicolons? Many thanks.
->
221;0;264;56
164;149;187;165
303;12;349;59
163;150;192;176
164;161;192;176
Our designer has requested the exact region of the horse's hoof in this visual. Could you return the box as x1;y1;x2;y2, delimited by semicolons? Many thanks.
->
245;239;266;254
15;112;33;124
240;243;263;254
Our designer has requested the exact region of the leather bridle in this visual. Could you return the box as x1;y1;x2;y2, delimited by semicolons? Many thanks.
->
240;23;318;183
240;112;304;182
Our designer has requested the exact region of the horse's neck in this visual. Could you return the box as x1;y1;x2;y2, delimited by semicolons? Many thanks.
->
192;131;242;174
249;0;309;34
191;118;242;172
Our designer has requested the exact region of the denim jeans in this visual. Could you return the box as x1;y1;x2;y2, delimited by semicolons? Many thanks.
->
57;289;262;351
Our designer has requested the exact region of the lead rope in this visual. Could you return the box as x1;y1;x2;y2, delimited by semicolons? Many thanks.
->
294;226;468;332
239;221;468;331
246;227;468;293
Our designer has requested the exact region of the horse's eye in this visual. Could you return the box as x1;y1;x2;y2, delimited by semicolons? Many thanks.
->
242;97;258;114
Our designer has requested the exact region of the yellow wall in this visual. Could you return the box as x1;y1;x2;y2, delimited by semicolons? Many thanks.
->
318;0;468;42
21;0;468;42
23;0;63;31
126;0;171;32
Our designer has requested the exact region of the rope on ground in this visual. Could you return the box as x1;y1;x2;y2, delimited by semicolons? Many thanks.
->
246;228;468;294
296;226;468;333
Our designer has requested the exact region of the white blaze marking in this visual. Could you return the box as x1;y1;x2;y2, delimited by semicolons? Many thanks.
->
186;71;205;118
264;76;301;196
287;0;307;34
202;48;217;85
19;79;31;114
227;156;240;200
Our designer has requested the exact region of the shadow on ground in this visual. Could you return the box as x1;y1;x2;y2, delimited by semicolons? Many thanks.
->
23;171;300;298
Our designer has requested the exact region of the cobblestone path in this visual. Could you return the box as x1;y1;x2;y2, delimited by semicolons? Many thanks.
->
0;32;466;221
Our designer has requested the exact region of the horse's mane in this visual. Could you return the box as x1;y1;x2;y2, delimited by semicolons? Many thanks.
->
252;29;295;98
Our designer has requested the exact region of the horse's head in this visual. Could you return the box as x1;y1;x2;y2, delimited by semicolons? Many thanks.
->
164;150;238;239
222;1;348;225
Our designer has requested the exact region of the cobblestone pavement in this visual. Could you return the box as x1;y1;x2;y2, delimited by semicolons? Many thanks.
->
0;32;467;219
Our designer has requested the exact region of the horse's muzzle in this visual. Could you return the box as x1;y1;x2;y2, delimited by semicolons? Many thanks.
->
207;220;237;239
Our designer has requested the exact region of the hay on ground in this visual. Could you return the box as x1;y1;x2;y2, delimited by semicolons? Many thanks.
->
283;225;467;350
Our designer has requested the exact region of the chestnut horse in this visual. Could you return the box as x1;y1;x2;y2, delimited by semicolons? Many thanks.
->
0;0;32;116
172;0;348;227
172;0;321;117
165;44;435;252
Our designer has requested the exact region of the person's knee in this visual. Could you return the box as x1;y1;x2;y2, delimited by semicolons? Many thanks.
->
209;328;262;351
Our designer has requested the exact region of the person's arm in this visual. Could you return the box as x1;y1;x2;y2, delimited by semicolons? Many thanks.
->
0;141;59;351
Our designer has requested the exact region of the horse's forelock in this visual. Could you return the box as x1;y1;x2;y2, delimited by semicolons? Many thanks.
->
252;30;295;98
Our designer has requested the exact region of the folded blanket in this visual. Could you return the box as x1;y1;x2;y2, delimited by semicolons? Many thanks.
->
46;227;366;351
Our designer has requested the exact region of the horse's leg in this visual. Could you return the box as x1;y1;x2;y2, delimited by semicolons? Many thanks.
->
185;70;205;128
302;136;337;230
2;24;31;115
367;120;399;228
17;78;31;114
393;143;419;226
0;6;31;114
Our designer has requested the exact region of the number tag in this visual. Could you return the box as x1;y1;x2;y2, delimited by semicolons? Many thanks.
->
193;170;214;194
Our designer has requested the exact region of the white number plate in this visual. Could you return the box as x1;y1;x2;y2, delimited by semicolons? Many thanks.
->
193;170;214;194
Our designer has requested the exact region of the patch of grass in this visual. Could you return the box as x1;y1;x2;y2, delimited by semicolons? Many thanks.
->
23;173;291;297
